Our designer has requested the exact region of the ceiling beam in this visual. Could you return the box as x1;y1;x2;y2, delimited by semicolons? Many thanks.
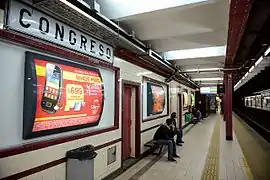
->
225;0;253;67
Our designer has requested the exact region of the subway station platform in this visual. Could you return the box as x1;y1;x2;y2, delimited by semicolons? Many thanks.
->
114;114;270;180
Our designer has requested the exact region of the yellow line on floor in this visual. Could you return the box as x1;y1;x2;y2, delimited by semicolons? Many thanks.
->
201;119;220;180
242;156;253;180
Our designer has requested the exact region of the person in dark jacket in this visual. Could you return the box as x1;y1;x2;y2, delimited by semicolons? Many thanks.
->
153;118;179;161
170;112;184;146
195;101;203;121
220;97;224;114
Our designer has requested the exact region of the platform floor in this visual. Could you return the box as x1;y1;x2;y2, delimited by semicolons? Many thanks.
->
115;114;270;180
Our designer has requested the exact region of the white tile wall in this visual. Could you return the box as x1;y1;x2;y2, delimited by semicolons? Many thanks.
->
114;57;195;154
19;143;121;180
0;130;121;179
0;52;194;180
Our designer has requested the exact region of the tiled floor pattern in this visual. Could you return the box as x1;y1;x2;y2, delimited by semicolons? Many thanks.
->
114;114;258;180
201;118;220;180
115;115;217;180
219;117;252;180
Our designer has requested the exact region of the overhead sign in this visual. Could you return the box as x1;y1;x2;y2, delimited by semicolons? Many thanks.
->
217;84;224;94
200;86;217;94
7;0;113;63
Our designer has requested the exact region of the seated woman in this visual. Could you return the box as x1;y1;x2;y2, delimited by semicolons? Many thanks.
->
170;112;184;146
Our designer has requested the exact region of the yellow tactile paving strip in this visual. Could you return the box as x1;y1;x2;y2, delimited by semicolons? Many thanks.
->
201;119;220;180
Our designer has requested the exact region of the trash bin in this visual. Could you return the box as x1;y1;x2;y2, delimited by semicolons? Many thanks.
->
66;145;97;180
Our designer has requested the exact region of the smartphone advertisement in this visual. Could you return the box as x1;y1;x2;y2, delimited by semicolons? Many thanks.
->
147;83;165;116
23;52;104;139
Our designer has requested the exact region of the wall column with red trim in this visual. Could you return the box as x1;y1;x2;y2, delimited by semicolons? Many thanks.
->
224;0;253;140
224;71;233;140
223;73;227;122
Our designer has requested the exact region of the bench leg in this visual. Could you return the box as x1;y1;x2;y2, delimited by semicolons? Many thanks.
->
158;145;163;155
151;145;158;155
152;148;159;155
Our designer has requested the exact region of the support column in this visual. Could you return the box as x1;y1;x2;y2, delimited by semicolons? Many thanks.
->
225;71;233;141
223;74;227;121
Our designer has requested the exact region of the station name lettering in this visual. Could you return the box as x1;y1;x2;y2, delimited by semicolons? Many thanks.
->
15;7;113;62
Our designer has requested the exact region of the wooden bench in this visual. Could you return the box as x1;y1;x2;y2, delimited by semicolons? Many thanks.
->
144;140;163;155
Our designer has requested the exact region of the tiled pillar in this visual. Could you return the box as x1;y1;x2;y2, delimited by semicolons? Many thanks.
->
224;71;233;140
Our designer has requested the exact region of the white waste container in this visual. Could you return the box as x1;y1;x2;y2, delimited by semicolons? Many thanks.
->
66;145;97;180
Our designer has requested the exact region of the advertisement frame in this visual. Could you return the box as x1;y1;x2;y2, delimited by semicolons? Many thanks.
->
0;29;120;158
182;89;188;110
142;76;169;122
146;83;166;116
23;52;106;139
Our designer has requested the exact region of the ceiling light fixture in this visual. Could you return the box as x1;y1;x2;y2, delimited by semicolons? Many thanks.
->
234;46;270;90
200;82;223;85
249;65;254;73
264;46;270;56
165;45;227;60
185;68;221;72
255;56;263;67
192;77;223;81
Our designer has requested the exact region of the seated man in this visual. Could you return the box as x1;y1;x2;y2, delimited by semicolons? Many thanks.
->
196;101;203;121
170;112;184;146
153;118;180;162
191;107;199;123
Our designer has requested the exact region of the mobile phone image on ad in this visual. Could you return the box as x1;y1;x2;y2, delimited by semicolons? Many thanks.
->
41;63;62;113
23;52;105;139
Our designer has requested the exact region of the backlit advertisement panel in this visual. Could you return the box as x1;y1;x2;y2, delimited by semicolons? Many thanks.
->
23;52;104;139
147;83;165;116
183;91;188;110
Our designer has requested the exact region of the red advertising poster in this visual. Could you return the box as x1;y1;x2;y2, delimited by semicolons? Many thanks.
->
33;59;104;132
146;83;165;116
152;85;165;114
23;52;104;139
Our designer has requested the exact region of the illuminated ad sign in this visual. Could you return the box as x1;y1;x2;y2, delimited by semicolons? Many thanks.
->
23;52;104;139
147;83;165;116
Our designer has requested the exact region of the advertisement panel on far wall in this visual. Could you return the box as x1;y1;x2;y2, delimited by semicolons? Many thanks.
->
142;77;169;121
183;90;188;110
190;93;195;107
23;52;106;139
146;83;166;116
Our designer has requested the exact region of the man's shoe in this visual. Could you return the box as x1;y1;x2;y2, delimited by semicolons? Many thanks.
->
173;154;180;158
168;158;177;162
176;143;182;146
179;141;184;143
